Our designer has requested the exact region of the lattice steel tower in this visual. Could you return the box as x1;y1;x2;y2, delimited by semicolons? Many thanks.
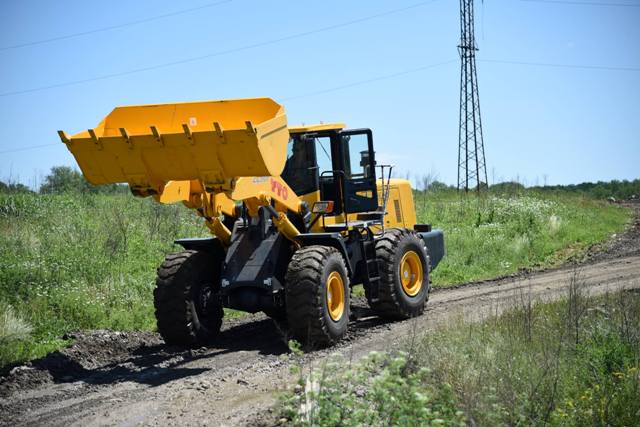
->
457;0;488;192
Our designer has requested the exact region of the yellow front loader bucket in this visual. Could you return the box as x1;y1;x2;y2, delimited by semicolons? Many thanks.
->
58;97;288;194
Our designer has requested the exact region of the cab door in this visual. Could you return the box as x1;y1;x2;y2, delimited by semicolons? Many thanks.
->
338;129;378;214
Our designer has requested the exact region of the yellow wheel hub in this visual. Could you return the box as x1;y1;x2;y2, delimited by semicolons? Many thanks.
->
399;251;423;297
326;271;345;321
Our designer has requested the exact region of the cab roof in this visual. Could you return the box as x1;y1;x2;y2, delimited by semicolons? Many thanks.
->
288;123;345;134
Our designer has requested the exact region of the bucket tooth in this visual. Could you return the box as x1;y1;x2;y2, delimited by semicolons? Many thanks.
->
181;123;193;143
150;126;163;145
57;130;70;144
213;122;224;138
119;128;133;149
87;129;103;150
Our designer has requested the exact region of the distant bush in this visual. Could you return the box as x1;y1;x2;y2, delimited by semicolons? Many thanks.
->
428;180;454;193
0;181;33;194
532;179;640;200
39;166;124;194
490;181;526;195
414;178;640;200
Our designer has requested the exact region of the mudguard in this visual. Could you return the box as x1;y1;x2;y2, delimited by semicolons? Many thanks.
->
416;229;445;270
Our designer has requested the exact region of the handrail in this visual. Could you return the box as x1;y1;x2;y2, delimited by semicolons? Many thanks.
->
377;164;394;233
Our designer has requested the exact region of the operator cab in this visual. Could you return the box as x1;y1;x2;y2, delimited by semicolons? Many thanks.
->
282;124;378;217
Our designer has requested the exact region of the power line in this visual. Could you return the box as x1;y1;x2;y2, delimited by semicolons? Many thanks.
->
521;0;640;7
0;0;233;52
0;58;457;156
0;143;58;155
0;0;440;98
1;56;638;155
480;58;640;72
283;59;457;101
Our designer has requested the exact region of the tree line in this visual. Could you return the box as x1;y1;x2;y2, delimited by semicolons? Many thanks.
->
1;166;638;200
532;179;640;201
0;166;125;195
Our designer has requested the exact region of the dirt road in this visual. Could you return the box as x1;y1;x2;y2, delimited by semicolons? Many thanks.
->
2;203;639;427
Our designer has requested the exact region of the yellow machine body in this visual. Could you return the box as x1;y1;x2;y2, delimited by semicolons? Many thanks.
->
299;179;417;233
59;97;418;243
378;179;418;229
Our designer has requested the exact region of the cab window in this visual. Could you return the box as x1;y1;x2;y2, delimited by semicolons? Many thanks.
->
281;135;316;195
314;136;333;176
342;133;372;179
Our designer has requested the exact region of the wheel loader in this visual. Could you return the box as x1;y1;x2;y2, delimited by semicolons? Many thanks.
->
58;97;444;347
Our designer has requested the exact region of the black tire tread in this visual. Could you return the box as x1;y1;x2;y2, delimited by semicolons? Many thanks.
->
368;228;430;319
285;246;349;346
154;250;223;346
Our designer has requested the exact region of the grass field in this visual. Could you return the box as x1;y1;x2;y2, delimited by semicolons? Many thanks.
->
0;193;208;368
415;190;630;285
280;288;640;426
0;190;631;369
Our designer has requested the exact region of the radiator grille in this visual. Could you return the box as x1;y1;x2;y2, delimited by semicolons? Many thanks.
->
393;199;402;223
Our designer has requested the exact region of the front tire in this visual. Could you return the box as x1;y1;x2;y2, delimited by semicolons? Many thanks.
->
368;228;430;319
154;250;224;346
285;246;350;347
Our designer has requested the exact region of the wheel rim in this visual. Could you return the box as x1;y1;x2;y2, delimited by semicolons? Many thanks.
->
326;271;345;321
399;251;423;297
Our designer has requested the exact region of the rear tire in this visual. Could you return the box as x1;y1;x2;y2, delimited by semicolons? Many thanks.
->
154;250;224;346
368;228;430;319
285;246;350;347
263;308;287;322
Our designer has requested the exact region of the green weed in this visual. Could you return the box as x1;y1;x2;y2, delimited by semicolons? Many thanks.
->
0;193;208;368
280;289;640;426
280;351;465;426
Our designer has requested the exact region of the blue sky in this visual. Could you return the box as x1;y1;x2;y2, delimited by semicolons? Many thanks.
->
1;0;638;189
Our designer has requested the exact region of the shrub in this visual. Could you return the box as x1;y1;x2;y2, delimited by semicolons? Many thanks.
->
0;181;32;194
281;351;466;426
0;302;33;366
39;166;123;194
279;290;640;426
0;302;32;343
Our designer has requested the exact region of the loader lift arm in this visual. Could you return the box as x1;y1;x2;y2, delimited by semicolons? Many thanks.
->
159;176;306;245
